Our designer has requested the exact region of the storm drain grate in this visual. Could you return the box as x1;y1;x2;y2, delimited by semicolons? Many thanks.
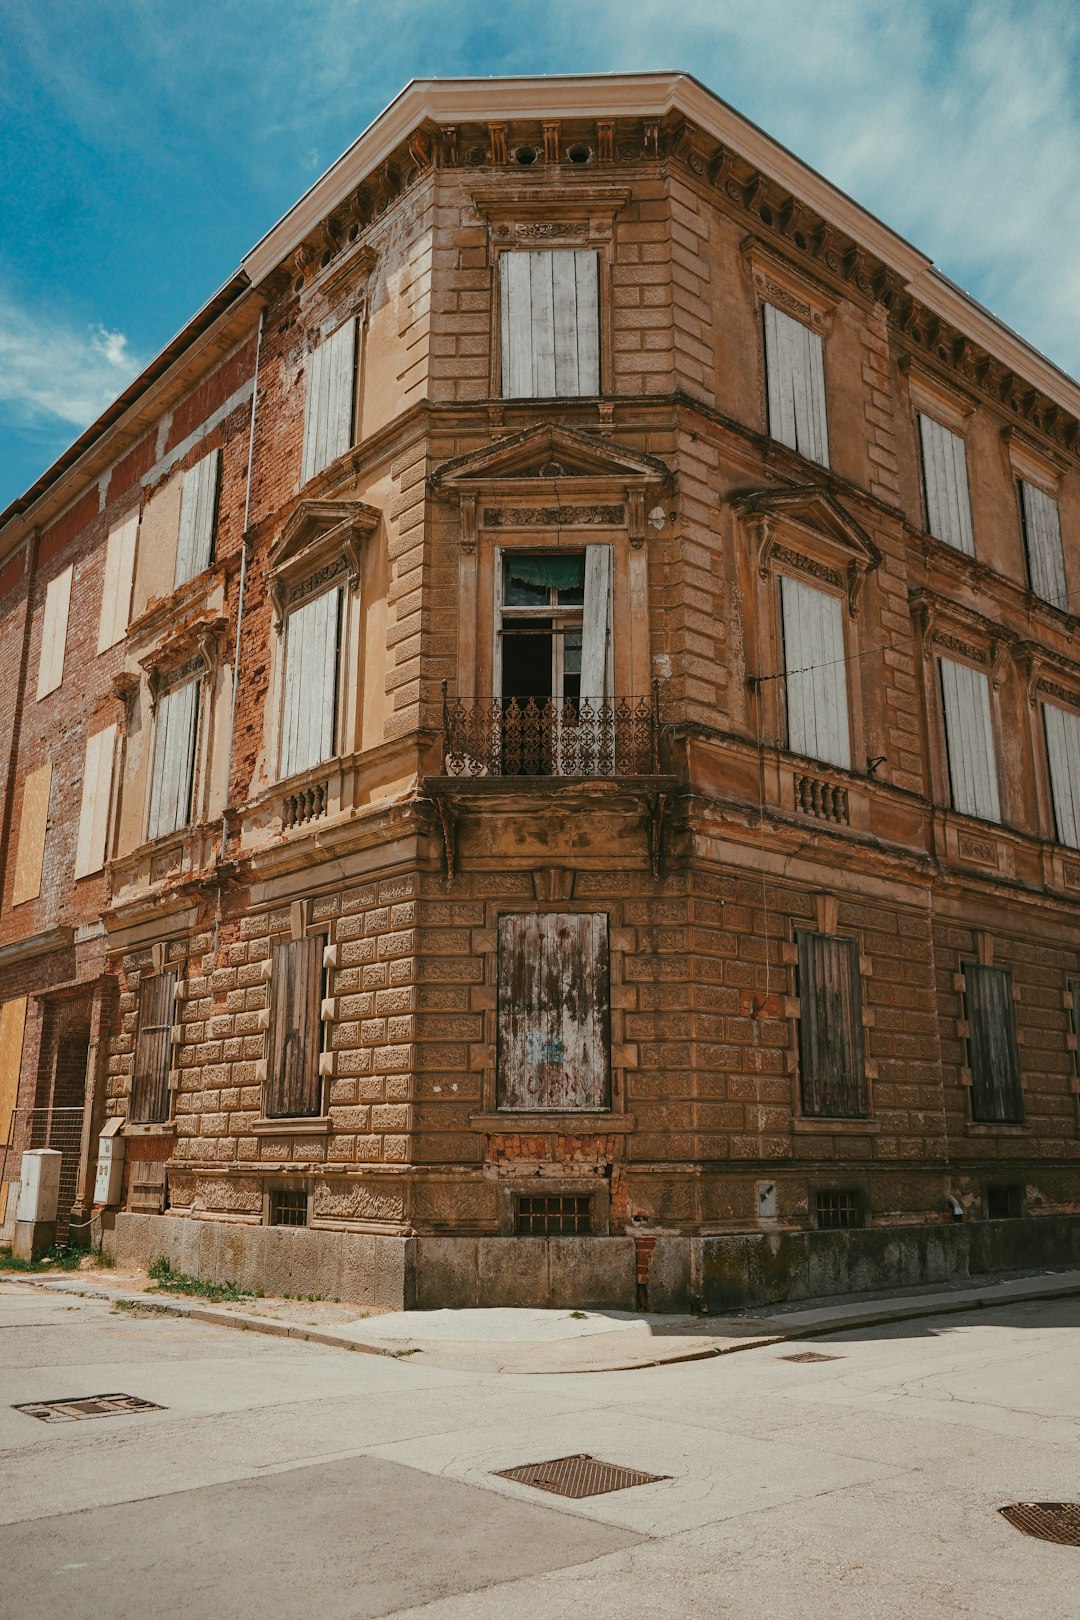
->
1000;1503;1080;1545
495;1454;669;1499
781;1351;844;1363
14;1393;165;1424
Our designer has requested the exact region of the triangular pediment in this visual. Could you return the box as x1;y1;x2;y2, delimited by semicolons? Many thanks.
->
730;485;881;570
432;423;672;492
270;498;380;573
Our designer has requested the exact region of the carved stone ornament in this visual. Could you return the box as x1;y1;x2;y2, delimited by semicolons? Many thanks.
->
140;619;224;712
268;499;379;630
734;485;879;614
1014;639;1080;711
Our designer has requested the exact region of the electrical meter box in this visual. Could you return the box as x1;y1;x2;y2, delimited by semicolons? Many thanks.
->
16;1149;62;1224
94;1118;125;1206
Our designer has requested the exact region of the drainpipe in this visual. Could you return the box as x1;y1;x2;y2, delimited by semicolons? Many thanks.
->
219;304;266;864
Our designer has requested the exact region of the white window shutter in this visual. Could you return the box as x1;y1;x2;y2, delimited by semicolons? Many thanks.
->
1020;481;1067;608
763;304;829;467
1043;702;1080;849
501;251;599;399
280;586;342;779
174;450;221;587
939;657;1000;822
97;514;138;652
74;724;117;878
919;415;974;555
781;575;850;769
580;545;612;706
301;320;357;484
36;566;73;699
147;680;200;841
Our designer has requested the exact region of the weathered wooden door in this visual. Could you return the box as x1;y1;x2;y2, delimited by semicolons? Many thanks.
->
497;913;610;1111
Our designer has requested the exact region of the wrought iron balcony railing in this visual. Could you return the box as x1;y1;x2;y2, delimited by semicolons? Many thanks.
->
439;681;663;779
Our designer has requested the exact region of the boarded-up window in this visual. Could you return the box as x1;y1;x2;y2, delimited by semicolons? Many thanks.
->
963;962;1023;1124
266;934;325;1118
36;565;72;699
74;724;117;878
279;585;342;779
500;251;600;399
939;657;1000;823
781;576;850;769
147;678;200;842
174;449;221;587
0;997;27;1223
763;304;829;466
130;971;177;1124
301;319;357;484
11;762;52;906
918;414;974;555
97;513;138;652
1019;480;1067;608
796;930;866;1118
1043;702;1080;849
496;913;610;1111
1068;978;1080;1082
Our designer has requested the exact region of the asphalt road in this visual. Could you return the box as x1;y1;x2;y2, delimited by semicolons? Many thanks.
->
1;1281;1078;1618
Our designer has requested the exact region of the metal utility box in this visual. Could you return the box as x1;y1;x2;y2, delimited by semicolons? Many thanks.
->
94;1119;125;1207
16;1149;62;1225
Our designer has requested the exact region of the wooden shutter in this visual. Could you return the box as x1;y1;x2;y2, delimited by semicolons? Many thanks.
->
1019;480;1067;608
11;762;52;906
797;931;866;1118
497;912;610;1111
579;544;612;705
280;585;342;779
781;575;851;769
266;935;325;1118
763;303;829;466
939;657;1000;822
147;679;199;842
918;415;974;555
36;566;72;699
0;997;27;1223
130;971;177;1124
97;514;138;652
74;724;117;878
500;250;600;398
174;450;221;587
1042;702;1080;849
301;319;357;484
963;963;1023;1123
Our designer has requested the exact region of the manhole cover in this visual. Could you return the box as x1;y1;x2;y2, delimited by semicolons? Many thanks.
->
1000;1504;1080;1545
14;1393;165;1423
780;1351;844;1363
495;1454;668;1499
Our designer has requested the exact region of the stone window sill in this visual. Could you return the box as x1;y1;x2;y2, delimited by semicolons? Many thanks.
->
792;1117;880;1132
250;1116;331;1136
471;1113;635;1134
964;1121;1029;1135
123;1122;176;1138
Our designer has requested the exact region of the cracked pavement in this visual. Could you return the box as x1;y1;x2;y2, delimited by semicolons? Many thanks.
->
1;1280;1077;1618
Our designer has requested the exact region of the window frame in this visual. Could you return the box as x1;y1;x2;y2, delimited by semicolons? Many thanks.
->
495;911;611;1114
497;247;602;401
277;577;345;782
130;969;178;1125
917;411;975;556
762;301;830;467
937;652;1002;825
795;928;868;1120
962;960;1024;1125
144;663;205;845
778;571;852;771
1017;476;1068;610
264;930;328;1120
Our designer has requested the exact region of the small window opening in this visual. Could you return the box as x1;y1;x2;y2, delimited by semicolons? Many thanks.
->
566;143;591;164
514;145;539;166
268;1187;309;1228
985;1184;1023;1220
815;1189;864;1230
515;1194;592;1236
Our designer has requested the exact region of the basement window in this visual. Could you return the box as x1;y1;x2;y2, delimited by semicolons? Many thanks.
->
515;1194;592;1236
815;1189;864;1230
268;1187;309;1228
985;1184;1024;1220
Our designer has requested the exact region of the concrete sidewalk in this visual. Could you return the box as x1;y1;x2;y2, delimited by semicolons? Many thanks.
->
12;1263;1080;1373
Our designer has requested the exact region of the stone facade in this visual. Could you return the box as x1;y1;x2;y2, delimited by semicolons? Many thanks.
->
1;76;1078;1302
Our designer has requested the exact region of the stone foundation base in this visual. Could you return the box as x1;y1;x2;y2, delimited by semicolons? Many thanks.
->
109;1212;1080;1313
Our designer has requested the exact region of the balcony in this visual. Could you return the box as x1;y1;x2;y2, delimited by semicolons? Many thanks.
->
428;681;675;878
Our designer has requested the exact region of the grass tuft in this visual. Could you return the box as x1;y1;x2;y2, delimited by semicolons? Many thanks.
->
147;1255;251;1305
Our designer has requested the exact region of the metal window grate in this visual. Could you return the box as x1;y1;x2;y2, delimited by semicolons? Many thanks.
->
14;1393;165;1423
1000;1504;1080;1545
986;1184;1023;1220
495;1454;668;1499
515;1194;592;1236
816;1189;864;1230
268;1187;308;1227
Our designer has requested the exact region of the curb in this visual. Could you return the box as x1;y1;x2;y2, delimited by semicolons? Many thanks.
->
9;1270;1080;1373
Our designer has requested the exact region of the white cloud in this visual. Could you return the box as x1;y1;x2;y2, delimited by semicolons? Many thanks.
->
0;292;146;428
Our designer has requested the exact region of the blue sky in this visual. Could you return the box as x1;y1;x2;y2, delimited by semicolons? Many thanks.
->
2;0;1079;508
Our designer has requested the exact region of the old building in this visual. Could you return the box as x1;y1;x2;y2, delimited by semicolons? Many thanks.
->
2;74;1079;1308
